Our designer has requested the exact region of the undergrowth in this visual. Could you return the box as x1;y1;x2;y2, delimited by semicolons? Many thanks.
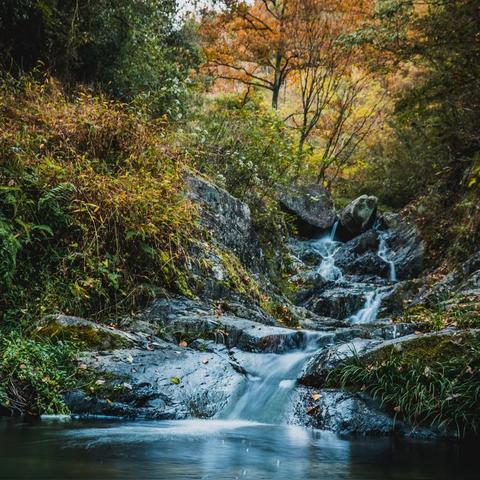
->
0;74;197;328
0;333;78;416
331;338;480;438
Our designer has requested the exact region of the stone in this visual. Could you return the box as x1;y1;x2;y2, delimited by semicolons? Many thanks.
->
278;184;336;235
187;174;265;273
338;195;378;240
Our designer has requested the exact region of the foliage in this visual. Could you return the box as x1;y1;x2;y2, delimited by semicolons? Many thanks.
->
182;94;296;266
0;333;78;416
0;0;200;118
0;75;197;327
332;337;480;437
402;302;480;331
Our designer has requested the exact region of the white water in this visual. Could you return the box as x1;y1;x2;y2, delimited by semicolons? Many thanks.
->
312;221;343;282
348;289;386;325
378;235;397;282
222;334;321;423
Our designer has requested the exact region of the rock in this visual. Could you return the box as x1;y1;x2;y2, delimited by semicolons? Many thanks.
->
187;175;265;273
66;341;244;419
143;297;324;353
292;387;396;436
300;338;381;387
278;184;336;236
416;251;480;305
37;315;144;350
380;213;425;280
338;195;378;240
299;284;372;320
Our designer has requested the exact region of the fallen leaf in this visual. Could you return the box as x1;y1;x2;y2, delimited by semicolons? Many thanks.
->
123;382;133;390
95;379;106;386
306;405;319;416
126;354;134;363
202;358;209;365
179;341;188;348
170;377;181;385
311;392;320;401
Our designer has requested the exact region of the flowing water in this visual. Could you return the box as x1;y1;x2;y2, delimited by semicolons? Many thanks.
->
1;226;477;479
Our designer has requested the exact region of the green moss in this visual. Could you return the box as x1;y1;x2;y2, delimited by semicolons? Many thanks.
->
36;323;132;351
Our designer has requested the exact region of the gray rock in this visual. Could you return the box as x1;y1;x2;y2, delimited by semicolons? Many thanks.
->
380;213;425;280
292;387;396;436
278;184;336;235
299;284;372;319
339;195;378;240
66;342;244;419
187;175;265;273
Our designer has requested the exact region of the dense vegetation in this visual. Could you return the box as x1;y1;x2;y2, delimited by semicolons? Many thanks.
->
0;0;479;428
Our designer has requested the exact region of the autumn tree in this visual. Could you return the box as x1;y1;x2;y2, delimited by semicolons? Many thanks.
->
201;0;298;109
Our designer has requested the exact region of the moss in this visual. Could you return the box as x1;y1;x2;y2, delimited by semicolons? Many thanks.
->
216;247;262;302
36;323;132;351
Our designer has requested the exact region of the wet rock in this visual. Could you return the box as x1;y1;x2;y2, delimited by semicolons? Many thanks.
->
292;387;396;436
300;338;381;387
38;315;145;350
338;195;378;240
379;213;425;280
66;342;244;420
278;184;336;236
299;284;370;319
141;296;312;353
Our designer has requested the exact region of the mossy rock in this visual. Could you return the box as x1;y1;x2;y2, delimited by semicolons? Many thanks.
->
349;329;480;368
36;315;138;351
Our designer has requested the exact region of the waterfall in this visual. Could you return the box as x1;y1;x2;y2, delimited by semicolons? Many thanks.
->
312;221;343;282
348;290;385;324
378;236;397;282
221;334;321;423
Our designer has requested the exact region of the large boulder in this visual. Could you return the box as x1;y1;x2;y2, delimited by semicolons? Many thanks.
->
278;184;336;236
187;175;265;273
339;195;378;240
379;213;425;280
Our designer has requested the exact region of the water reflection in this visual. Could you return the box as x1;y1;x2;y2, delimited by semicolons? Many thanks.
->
0;418;477;480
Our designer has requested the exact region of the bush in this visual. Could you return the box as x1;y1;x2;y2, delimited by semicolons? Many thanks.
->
0;334;77;416
0;75;197;327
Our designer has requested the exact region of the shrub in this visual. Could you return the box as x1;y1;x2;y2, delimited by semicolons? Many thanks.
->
0;334;78;416
332;337;480;437
0;75;197;327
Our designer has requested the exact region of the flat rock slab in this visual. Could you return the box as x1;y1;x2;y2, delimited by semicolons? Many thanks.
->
66;342;243;420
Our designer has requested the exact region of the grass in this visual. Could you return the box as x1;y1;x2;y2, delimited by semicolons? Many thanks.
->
330;334;480;437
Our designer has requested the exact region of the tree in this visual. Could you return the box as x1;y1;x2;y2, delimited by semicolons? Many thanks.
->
0;0;200;118
201;0;299;109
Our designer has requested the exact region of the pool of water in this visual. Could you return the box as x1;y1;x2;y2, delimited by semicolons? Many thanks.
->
0;418;477;479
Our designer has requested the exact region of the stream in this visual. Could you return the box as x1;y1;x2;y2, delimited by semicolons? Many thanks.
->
0;226;478;479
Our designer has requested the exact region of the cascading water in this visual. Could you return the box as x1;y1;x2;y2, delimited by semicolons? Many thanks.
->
222;333;322;423
221;223;399;423
378;235;397;282
312;221;343;282
349;230;398;324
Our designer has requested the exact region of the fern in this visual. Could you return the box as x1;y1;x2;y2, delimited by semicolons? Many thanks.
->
37;183;75;229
